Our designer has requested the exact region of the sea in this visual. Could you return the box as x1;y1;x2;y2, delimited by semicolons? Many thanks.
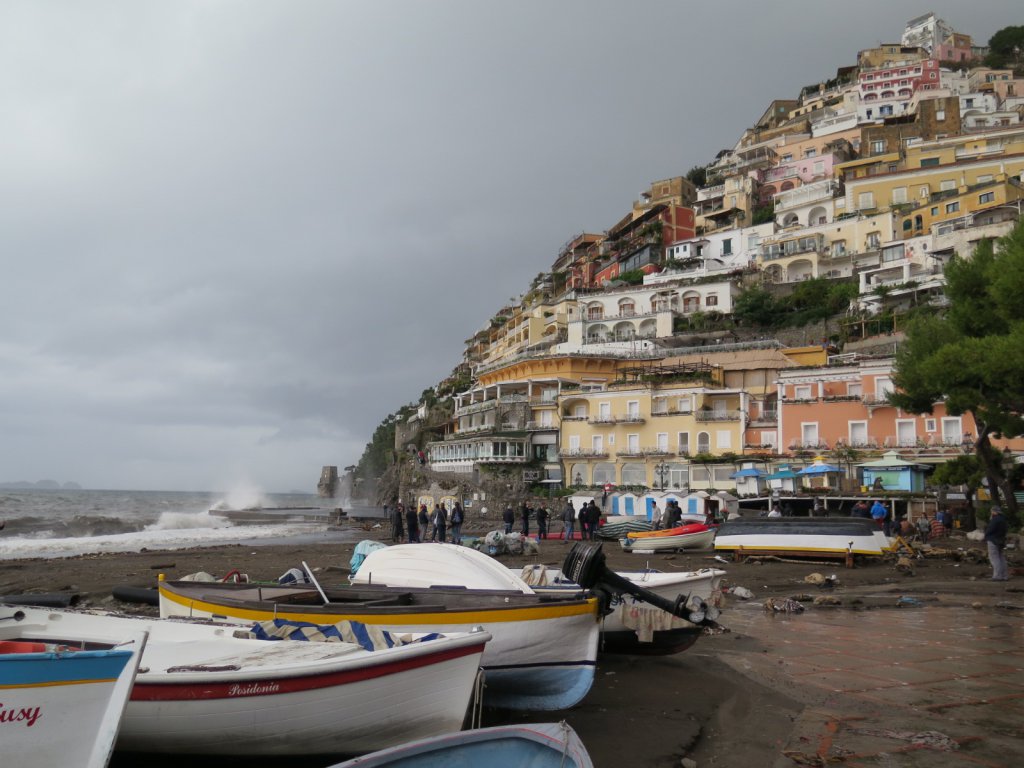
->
0;488;381;560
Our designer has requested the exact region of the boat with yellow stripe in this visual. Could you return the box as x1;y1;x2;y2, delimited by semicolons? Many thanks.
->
158;575;600;711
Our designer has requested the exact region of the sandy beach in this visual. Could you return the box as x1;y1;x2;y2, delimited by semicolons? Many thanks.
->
2;521;1019;767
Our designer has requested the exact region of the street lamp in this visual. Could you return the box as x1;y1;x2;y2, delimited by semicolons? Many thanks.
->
655;462;670;492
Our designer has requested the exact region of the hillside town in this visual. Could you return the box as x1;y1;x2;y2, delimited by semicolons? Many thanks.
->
359;12;1024;523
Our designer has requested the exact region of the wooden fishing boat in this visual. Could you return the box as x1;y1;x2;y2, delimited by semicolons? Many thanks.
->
1;605;147;768
351;544;722;656
7;605;489;756
621;524;715;552
329;721;594;768
713;517;888;557
516;563;726;655
158;571;600;712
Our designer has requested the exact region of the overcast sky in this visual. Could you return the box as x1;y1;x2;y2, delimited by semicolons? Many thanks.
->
0;2;1014;492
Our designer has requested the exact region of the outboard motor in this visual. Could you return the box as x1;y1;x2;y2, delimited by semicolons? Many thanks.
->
561;542;720;626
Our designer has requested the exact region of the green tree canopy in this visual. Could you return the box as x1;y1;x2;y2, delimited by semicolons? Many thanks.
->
984;25;1024;69
891;222;1024;521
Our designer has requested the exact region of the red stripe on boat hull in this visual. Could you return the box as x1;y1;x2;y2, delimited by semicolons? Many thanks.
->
130;642;485;702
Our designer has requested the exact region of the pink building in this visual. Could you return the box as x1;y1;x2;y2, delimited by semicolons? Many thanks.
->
777;358;969;457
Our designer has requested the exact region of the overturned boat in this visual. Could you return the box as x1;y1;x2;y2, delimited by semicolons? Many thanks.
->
713;517;889;558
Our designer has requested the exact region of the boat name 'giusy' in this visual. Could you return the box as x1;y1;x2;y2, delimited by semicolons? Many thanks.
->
0;704;42;727
227;681;281;697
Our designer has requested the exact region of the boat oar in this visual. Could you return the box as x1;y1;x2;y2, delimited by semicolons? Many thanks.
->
561;542;719;626
302;561;330;605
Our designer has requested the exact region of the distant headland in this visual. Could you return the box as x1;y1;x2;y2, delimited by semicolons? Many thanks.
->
0;480;83;490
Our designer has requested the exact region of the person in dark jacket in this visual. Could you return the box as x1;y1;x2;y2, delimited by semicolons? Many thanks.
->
985;506;1009;581
405;503;420;543
562;501;576;542
503;506;514;534
578;503;590;540
450;502;465;545
391;503;405;543
419;503;430;539
536;505;548;539
432;503;448;543
521;503;531;536
586;501;601;540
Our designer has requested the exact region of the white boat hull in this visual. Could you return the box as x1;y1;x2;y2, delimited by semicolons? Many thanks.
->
9;606;488;756
159;575;599;712
519;566;725;654
620;528;715;552
714;518;888;556
1;606;146;768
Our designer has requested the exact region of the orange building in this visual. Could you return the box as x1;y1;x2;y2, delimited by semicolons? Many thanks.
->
777;357;971;460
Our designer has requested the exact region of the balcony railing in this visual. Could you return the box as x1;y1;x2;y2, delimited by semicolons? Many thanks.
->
749;410;778;424
588;416;617;425
617;415;646;424
524;421;557;431
559;448;610;459
561;414;588;421
651;408;693;417
695;409;742;422
477;455;530;464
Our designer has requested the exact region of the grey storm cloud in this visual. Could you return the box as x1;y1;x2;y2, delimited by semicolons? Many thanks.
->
0;0;1012;491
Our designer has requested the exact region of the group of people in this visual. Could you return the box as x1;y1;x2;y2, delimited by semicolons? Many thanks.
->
502;501;551;539
386;501;465;545
651;499;685;530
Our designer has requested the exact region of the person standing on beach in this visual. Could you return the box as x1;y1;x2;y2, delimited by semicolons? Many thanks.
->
562;500;575;541
392;502;405;543
536;505;548;539
418;503;430;540
586;501;601;540
432;503;448;543
578;502;589;540
450;502;464;545
985;506;1009;581
405;503;420;543
651;503;662;530
520;502;531;537
870;499;887;531
503;506;514;534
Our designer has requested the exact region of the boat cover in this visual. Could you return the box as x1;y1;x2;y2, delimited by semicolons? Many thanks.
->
350;540;389;575
249;619;442;651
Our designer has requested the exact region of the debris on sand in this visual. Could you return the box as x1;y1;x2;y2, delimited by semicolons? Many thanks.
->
763;597;805;613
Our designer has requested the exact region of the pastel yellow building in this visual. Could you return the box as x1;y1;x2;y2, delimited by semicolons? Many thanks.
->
558;362;747;492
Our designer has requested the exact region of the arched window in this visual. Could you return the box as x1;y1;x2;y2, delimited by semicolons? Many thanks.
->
593;463;616;485
570;464;589;486
621;463;646;485
697;432;711;453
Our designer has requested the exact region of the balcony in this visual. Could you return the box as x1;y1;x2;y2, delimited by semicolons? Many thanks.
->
588;416;617;425
615;448;645;458
749;410;778;426
617;415;646;424
524;421;557;431
477;454;530;464
454;400;497;418
641;446;673;457
559;448;610;459
561;414;588;422
774;180;839;212
695;409;742;422
651;408;692;417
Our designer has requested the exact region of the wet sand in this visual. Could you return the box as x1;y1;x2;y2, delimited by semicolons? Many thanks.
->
1;523;1018;767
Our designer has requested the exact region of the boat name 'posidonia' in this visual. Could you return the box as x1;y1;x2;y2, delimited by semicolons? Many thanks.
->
0;704;42;727
227;681;281;697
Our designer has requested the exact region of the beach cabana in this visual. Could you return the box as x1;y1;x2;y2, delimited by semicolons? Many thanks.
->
797;458;843;490
731;463;768;497
765;465;799;493
857;451;930;492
